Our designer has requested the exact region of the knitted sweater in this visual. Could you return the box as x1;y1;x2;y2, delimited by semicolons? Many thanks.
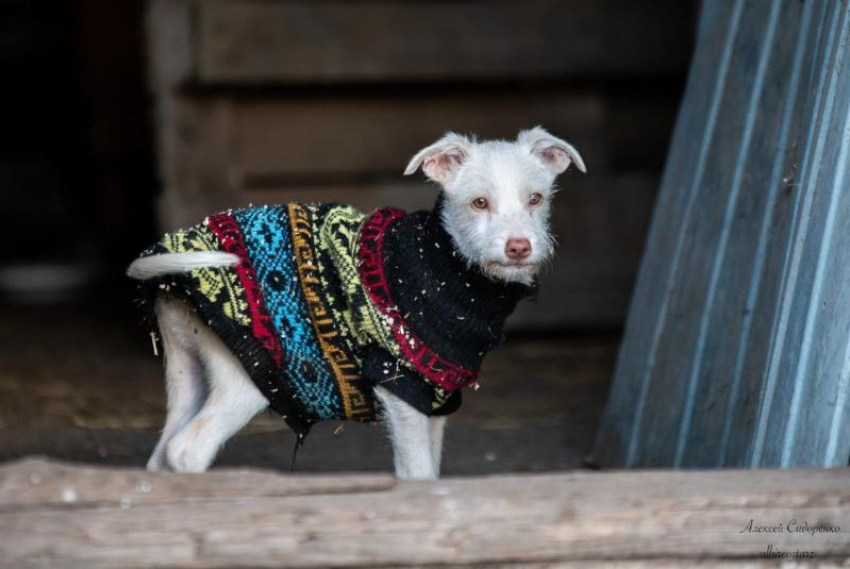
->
136;200;533;436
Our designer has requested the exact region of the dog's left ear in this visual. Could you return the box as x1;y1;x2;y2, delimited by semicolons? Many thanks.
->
518;126;587;174
404;132;473;184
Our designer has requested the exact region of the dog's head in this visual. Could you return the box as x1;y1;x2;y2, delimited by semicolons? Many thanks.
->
404;127;586;285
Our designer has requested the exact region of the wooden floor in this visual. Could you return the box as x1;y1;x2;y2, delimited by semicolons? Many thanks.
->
2;458;848;567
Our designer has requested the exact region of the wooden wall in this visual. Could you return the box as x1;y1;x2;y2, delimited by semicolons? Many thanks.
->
147;0;694;329
594;0;850;468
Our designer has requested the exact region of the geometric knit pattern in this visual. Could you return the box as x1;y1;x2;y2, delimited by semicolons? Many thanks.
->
136;201;530;436
234;206;345;421
358;208;478;389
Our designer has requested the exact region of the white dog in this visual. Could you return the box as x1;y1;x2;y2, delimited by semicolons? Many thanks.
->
128;127;585;480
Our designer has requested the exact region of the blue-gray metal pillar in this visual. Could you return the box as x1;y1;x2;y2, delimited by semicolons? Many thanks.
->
594;0;850;468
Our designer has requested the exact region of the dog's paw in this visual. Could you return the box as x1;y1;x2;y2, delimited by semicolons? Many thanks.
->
165;435;211;473
146;454;166;472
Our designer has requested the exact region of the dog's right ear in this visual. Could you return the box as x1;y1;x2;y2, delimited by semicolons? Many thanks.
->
403;132;473;184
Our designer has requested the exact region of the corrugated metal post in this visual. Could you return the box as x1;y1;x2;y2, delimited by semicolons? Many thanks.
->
594;0;850;468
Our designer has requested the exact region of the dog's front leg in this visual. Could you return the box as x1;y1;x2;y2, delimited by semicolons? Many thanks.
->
374;386;436;480
429;416;447;477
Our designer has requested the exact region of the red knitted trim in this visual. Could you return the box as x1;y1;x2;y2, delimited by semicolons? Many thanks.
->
357;208;478;391
206;213;284;368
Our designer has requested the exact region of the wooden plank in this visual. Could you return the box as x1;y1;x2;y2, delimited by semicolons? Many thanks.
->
148;2;236;233
146;0;193;93
154;90;672;224
1;459;849;567
153;97;236;231
186;0;693;84
0;458;395;510
231;94;606;184
440;565;845;569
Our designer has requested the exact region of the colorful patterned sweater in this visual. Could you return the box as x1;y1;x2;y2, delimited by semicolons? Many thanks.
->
136;201;533;437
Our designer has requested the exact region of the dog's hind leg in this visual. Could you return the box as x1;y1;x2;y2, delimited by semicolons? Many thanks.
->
147;296;208;472
165;322;269;472
375;386;436;480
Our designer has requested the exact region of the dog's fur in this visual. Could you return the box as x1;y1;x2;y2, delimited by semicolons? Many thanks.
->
130;127;585;479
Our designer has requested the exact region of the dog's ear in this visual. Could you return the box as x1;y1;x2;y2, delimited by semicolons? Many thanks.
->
404;132;473;184
518;126;586;174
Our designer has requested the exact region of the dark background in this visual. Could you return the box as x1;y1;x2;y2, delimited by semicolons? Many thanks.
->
1;0;154;288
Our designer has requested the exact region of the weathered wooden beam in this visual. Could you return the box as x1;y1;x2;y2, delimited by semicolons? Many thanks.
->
0;457;395;510
165;0;695;85
1;458;848;567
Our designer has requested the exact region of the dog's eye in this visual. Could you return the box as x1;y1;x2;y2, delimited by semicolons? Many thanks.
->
471;197;489;210
528;192;543;206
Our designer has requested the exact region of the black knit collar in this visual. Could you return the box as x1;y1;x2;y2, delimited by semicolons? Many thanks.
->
379;196;535;371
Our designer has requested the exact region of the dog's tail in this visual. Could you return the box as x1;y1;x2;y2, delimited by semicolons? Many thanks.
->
127;252;240;280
